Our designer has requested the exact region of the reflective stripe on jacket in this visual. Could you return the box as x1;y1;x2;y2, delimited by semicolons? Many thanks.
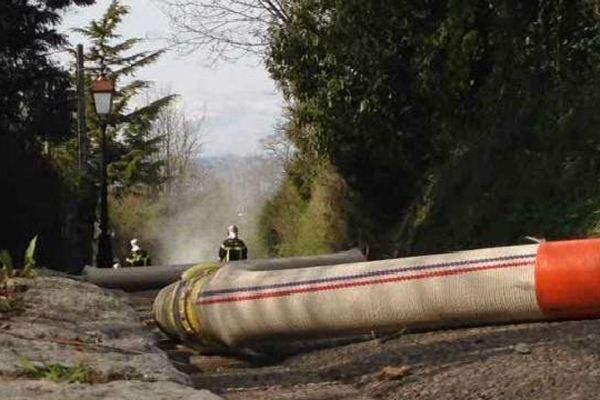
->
219;238;248;262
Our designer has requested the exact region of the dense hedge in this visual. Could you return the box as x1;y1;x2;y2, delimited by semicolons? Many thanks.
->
262;1;600;258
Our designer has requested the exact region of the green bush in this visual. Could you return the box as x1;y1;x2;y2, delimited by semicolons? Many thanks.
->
0;236;38;281
260;160;349;256
0;236;38;315
394;134;600;256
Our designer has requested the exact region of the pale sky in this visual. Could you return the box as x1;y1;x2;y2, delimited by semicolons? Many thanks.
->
58;0;284;156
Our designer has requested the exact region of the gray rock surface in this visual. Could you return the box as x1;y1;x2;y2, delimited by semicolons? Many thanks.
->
0;277;223;399
0;379;222;400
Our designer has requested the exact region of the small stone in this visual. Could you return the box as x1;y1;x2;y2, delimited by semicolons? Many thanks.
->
379;366;411;381
514;343;531;354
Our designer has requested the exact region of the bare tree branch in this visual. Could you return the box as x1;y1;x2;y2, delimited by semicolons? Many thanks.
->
260;118;296;172
159;0;289;63
148;89;206;194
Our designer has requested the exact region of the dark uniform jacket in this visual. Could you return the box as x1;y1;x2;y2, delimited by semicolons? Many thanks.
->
126;250;152;267
219;238;248;262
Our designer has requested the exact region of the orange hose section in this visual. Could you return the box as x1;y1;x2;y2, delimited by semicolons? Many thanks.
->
536;238;600;319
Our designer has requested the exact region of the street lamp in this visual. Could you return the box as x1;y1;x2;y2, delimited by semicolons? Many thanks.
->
92;75;114;268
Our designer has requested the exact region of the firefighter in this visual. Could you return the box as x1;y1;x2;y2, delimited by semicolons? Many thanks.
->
125;238;152;267
219;225;248;262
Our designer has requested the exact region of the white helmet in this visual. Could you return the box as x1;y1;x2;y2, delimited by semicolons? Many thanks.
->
227;225;239;238
130;238;141;252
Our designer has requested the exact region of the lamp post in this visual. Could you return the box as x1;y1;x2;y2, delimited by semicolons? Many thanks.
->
92;75;115;268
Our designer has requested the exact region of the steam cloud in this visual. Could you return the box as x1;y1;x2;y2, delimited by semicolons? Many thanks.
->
154;155;283;264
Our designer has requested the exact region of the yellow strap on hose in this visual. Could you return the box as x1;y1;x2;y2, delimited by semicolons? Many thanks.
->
152;282;180;338
165;282;179;336
179;262;222;347
181;262;221;283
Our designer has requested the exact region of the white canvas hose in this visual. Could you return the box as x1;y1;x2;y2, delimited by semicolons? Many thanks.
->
153;238;600;351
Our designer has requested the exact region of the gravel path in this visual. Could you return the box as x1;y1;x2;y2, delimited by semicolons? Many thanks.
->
193;319;600;399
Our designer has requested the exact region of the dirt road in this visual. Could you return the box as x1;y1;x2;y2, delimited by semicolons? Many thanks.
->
127;290;600;399
194;319;600;399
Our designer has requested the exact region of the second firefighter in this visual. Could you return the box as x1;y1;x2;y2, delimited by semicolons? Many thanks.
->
219;225;248;262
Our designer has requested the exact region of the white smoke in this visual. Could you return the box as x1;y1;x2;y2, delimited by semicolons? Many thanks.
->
154;155;283;264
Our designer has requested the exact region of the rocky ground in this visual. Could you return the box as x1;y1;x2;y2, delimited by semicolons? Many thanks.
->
0;276;221;400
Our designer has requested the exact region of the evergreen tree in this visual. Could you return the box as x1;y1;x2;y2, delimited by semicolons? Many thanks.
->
0;0;96;269
1;0;94;145
77;0;175;193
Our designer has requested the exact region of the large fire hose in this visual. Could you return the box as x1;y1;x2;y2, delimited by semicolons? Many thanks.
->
82;249;365;291
153;238;600;352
